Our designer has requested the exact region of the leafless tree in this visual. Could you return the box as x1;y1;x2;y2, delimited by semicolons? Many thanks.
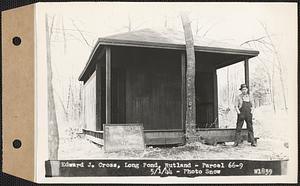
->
61;16;67;53
46;14;59;160
50;16;95;126
123;13;148;32
71;19;93;48
226;68;230;107
240;22;287;112
164;15;169;28
127;13;132;32
181;12;196;138
260;22;287;111
194;19;202;36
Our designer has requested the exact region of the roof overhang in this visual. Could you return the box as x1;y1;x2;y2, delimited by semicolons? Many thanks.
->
78;38;259;81
98;38;259;56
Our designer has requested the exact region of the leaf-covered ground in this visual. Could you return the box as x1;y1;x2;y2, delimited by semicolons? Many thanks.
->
58;106;289;160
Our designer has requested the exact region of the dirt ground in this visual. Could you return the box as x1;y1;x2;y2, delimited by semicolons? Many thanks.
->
58;106;289;160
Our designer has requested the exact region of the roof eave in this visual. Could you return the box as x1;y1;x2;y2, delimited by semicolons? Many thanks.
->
78;38;259;81
98;38;259;56
78;39;101;81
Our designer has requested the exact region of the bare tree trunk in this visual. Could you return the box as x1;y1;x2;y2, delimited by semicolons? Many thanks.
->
261;23;287;111
164;15;168;28
54;89;68;121
226;68;230;107
46;14;59;160
181;12;196;139
277;60;288;110
61;16;67;53
195;20;200;36
271;59;276;113
260;60;274;107
127;13;132;32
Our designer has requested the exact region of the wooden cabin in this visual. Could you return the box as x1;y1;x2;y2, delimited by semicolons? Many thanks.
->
79;28;259;145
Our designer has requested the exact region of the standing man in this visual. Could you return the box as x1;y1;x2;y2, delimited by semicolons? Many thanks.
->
234;84;257;147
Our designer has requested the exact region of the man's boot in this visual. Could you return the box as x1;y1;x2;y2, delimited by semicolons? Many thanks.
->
251;142;257;147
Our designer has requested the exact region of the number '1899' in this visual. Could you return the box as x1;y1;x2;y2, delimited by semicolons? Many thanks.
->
253;168;273;175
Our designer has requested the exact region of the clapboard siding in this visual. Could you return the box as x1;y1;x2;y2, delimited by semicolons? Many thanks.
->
84;71;96;130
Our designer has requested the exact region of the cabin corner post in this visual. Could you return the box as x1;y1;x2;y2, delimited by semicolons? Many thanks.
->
244;58;250;92
106;46;111;123
181;52;187;134
96;61;102;130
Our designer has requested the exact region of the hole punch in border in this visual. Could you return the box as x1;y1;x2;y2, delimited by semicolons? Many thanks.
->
13;139;22;149
12;36;22;46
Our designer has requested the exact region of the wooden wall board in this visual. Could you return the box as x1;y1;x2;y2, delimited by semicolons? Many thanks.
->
83;72;96;130
123;47;182;130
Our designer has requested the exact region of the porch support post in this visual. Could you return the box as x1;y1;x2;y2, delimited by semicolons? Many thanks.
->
106;46;111;123
181;52;186;134
244;58;250;92
213;68;219;128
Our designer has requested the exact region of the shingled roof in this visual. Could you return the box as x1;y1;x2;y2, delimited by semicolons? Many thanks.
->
79;28;259;81
98;28;259;55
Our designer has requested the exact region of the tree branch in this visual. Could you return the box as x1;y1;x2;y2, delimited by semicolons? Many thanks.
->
49;15;56;38
240;36;267;46
71;19;92;48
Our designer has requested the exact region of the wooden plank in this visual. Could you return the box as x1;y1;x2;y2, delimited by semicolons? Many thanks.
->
144;137;185;145
165;137;185;145
86;135;104;146
196;128;250;145
144;129;184;132
82;129;104;139
83;72;96;131
144;131;185;145
244;58;250;91
106;46;111;123
144;137;166;145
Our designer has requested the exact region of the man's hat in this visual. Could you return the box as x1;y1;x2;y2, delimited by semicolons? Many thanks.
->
239;84;248;90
